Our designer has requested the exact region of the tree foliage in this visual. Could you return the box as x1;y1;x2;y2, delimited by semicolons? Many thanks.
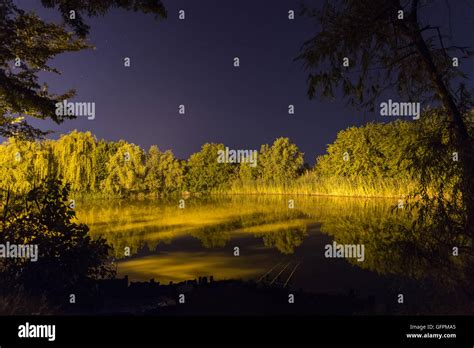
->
315;120;415;179
298;0;474;236
0;0;86;139
102;141;145;195
40;0;167;37
186;143;235;194
145;145;184;196
0;179;115;303
258;137;304;185
54;130;97;192
0;0;166;140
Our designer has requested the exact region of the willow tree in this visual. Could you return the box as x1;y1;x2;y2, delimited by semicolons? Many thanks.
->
53;131;97;192
0;139;35;193
102;142;145;195
297;0;474;235
0;138;55;193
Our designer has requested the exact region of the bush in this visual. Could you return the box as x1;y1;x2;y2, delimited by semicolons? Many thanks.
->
0;179;115;305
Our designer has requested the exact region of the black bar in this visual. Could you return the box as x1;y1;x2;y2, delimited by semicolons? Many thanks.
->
0;315;472;346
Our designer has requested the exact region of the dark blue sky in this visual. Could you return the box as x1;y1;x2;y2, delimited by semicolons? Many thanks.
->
13;0;474;163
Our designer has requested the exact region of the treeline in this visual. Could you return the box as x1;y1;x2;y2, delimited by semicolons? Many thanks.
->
0;131;303;196
1;110;462;197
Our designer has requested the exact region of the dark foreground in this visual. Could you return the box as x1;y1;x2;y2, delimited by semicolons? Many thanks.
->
60;275;404;315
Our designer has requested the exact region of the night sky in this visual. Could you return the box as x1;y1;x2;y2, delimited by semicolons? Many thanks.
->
13;0;474;163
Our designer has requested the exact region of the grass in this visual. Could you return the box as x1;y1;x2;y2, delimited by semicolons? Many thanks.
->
214;173;417;198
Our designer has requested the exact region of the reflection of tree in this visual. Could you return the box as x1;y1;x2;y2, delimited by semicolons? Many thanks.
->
321;205;474;297
82;197;312;253
258;225;308;255
240;210;308;228
191;224;233;249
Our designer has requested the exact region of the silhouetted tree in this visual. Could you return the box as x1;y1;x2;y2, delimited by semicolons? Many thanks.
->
40;0;167;37
0;0;166;139
0;179;115;304
297;0;474;235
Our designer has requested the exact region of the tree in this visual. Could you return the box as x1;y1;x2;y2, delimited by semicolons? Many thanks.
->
39;0;167;37
0;179;115;303
237;161;258;183
0;0;85;139
297;0;474;234
94;139;117;191
0;0;167;311
53;131;97;192
145;145;184;196
102;141;145;195
258;138;304;185
0;0;166;140
315;120;415;180
0;137;55;193
186;143;235;194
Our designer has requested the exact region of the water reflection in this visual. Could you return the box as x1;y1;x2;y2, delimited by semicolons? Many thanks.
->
76;195;474;314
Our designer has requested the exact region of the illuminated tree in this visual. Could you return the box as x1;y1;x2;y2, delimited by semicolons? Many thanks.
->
186;143;235;194
258;137;304;185
102;141;145;195
53;131;97;192
298;0;474;234
145;145;184;196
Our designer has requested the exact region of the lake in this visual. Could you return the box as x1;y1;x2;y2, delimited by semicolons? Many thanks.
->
76;194;473;314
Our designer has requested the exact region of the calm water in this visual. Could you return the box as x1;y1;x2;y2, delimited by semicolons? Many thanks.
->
76;195;474;314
